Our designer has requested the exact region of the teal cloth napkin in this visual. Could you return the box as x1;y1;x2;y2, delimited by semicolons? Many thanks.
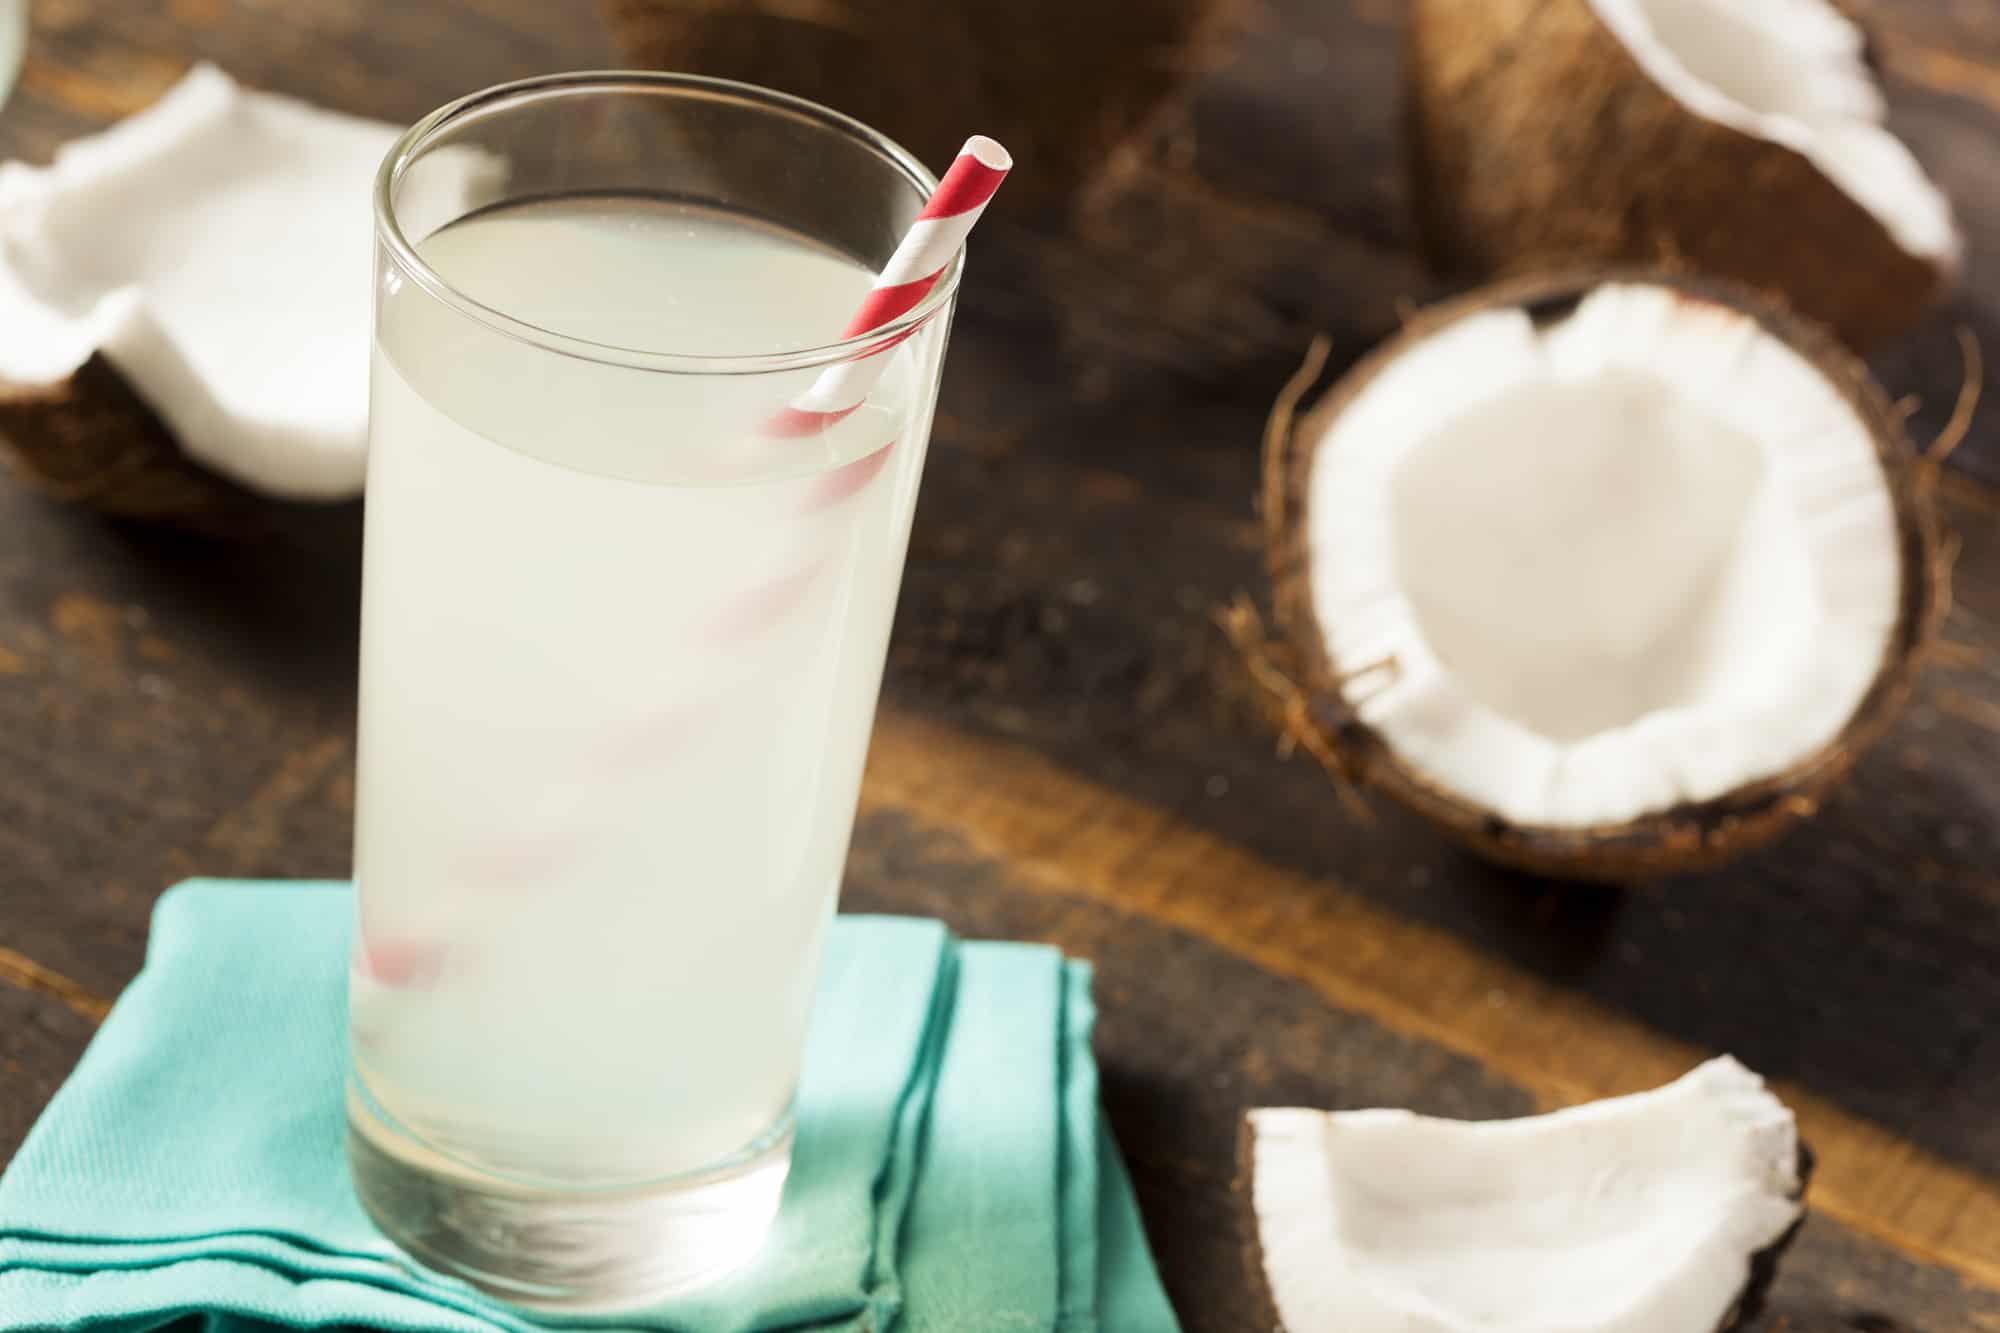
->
0;881;1178;1333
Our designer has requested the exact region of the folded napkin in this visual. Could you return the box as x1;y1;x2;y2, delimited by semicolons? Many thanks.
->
0;881;1177;1333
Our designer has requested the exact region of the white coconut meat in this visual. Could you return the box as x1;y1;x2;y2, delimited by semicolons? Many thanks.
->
1307;283;1901;829
0;64;498;499
1247;1058;1805;1333
1588;0;1958;269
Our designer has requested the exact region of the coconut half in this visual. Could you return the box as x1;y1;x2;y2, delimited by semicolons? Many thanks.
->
0;64;498;523
1240;1057;1811;1333
1407;0;1959;349
1260;274;1939;879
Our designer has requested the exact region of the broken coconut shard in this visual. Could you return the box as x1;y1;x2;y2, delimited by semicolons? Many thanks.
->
1407;0;1960;350
1259;275;1942;881
0;64;500;525
1240;1058;1811;1333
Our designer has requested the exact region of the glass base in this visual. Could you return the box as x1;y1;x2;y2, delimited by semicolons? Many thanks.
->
346;1084;791;1312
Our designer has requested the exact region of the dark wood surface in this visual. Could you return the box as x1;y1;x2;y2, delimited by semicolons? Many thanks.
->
1;1;1996;1329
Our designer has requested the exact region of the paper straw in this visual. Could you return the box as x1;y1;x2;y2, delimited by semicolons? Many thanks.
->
769;135;1012;437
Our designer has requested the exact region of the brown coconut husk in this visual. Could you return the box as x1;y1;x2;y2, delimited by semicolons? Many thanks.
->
1251;271;1946;883
1405;0;1952;350
0;354;270;537
601;0;1243;216
1233;1113;1815;1332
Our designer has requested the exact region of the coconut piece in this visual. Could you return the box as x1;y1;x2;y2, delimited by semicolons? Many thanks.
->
0;64;498;526
1406;0;1959;349
1259;274;1940;880
1240;1057;1812;1333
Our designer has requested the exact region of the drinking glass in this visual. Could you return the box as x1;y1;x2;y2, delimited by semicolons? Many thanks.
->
347;72;956;1310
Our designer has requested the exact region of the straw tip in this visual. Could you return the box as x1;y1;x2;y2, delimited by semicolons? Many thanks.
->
961;135;1013;172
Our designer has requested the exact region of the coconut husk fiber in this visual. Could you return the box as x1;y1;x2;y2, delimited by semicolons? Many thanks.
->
602;0;1242;215
0;354;268;537
1405;0;1952;350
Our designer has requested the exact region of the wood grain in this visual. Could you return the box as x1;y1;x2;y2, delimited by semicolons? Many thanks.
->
1882;33;2000;114
862;708;2000;1287
0;947;110;1023
842;788;2000;1333
0;1;1995;1329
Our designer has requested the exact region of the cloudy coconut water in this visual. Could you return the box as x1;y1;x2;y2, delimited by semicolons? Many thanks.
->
353;197;932;1182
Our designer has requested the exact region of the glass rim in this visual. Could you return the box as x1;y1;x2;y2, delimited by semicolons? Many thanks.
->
372;70;962;376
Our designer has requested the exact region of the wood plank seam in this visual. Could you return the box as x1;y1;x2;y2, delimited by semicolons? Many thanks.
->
197;735;350;865
1879;30;2000;115
861;708;2000;1291
0;946;112;1022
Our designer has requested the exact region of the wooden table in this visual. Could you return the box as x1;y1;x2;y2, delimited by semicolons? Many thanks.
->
1;2;1996;1328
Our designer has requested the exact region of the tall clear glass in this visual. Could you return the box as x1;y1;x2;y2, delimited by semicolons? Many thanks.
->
346;73;957;1310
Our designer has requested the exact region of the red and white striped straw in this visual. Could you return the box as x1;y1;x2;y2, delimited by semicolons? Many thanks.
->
770;135;1011;436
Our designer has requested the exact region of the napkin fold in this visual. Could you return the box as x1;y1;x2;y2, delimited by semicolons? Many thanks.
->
0;881;1176;1332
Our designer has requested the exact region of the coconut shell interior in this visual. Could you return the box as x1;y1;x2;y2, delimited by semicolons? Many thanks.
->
1261;270;1942;882
1405;0;1950;350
